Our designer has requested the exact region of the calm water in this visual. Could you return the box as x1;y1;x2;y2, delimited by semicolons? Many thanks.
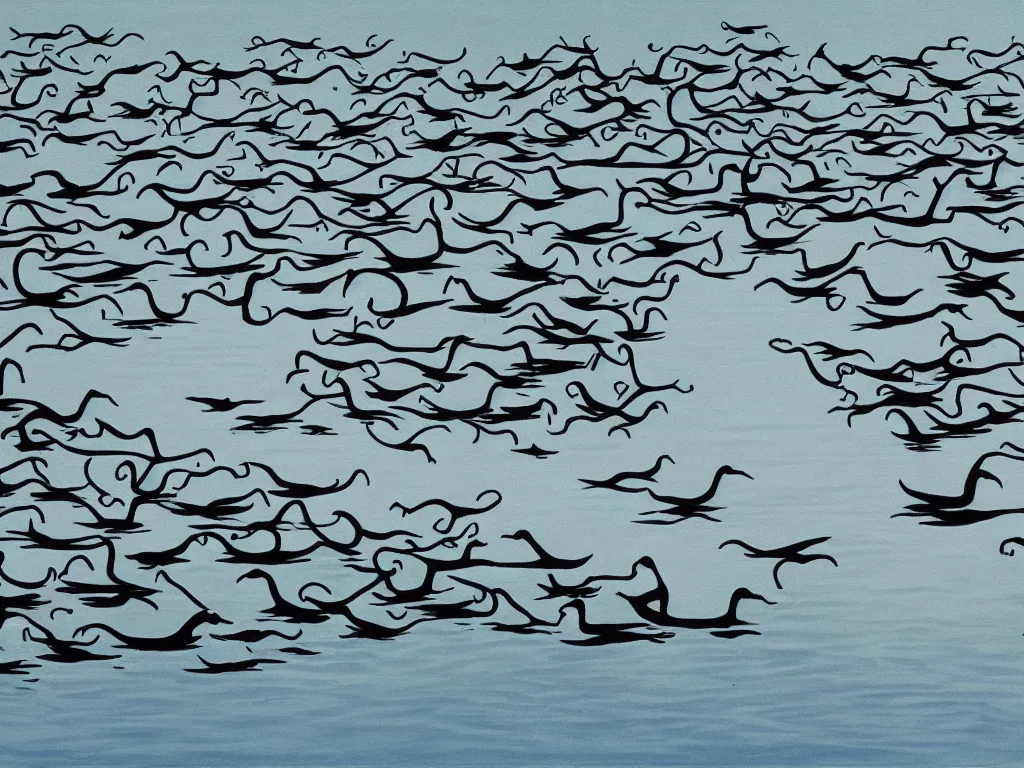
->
4;2;1024;765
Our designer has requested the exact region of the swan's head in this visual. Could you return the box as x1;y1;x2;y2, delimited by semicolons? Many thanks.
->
632;555;659;576
720;465;753;480
731;587;776;606
769;338;795;354
236;568;269;584
501;529;532;542
557;599;586;621
200;609;232;626
949;303;971;318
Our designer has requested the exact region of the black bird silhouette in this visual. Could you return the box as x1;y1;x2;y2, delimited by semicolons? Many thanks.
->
898;445;1023;512
537;556;661;600
211;628;302;643
74;609;231;651
56;539;160;608
637;466;752;523
512;443;558;458
580;455;674;491
236;569;331;624
13;613;121;663
390;489;502;534
186;396;264;412
0;551;57;590
617;586;776;632
556;599;673;646
364;423;450;463
238;462;370;499
468;530;593;570
443;575;559;633
719;536;839;588
185;655;286;674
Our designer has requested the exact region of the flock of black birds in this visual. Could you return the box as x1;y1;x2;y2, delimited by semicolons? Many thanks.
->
4;19;1024;679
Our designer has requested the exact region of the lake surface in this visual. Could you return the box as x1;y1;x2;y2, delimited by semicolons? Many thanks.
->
4;3;1024;765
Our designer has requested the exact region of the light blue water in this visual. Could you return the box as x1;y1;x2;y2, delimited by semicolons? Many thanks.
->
3;2;1024;765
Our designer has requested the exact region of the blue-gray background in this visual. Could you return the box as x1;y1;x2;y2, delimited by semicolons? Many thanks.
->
3;1;1024;765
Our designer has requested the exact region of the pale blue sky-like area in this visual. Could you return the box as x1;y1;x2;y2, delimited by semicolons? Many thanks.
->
3;1;1020;69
